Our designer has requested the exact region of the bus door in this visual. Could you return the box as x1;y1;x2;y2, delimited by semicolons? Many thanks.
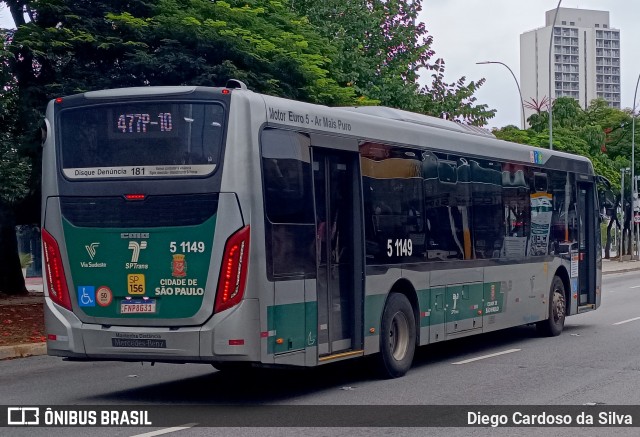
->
312;148;364;357
577;181;597;309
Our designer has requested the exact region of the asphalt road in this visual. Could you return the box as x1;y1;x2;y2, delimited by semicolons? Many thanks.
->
2;271;640;437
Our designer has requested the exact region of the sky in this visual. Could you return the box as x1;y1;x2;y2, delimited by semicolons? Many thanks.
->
421;0;639;129
1;1;639;130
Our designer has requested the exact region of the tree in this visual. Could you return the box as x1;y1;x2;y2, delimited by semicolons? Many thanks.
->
290;0;430;105
417;58;495;126
290;0;496;125
0;28;31;294
8;0;361;104
0;148;30;295
523;96;549;115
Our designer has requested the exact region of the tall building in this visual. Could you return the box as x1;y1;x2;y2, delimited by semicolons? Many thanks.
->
520;8;620;126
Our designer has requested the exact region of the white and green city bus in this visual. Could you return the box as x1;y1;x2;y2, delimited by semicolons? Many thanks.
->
42;82;602;378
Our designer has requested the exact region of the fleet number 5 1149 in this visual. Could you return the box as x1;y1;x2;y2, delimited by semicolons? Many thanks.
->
387;239;413;257
169;241;205;253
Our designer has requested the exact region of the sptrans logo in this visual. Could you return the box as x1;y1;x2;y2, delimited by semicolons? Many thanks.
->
128;241;147;263
121;232;149;270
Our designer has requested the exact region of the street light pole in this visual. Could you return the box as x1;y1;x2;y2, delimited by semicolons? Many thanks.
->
631;73;640;260
477;61;526;129
620;168;627;261
549;0;563;150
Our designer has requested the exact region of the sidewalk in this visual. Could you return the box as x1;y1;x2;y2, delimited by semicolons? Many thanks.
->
602;258;640;275
0;277;45;360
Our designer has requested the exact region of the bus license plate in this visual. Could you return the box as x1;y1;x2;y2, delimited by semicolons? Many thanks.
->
121;300;156;314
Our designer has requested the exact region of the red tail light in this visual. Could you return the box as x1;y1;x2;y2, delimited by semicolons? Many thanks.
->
42;229;72;310
124;193;146;201
215;226;250;313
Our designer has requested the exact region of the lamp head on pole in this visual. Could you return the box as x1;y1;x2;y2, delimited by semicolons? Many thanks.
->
475;61;526;129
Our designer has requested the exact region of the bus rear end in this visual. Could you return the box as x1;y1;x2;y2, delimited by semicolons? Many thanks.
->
42;86;258;363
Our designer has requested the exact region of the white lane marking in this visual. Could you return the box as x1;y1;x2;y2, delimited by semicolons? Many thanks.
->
613;316;640;326
130;423;197;437
452;348;521;365
630;285;640;289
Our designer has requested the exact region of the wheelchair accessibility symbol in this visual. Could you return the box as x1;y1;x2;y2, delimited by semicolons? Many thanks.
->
77;286;96;307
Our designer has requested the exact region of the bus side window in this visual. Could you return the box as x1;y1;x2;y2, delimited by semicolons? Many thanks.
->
261;129;316;279
470;159;503;259
360;143;425;263
423;153;466;261
502;166;530;258
528;171;553;256
549;171;577;254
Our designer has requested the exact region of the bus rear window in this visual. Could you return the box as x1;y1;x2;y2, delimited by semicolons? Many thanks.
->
58;102;225;179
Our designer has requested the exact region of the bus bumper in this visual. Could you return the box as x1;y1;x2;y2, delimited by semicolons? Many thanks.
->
44;298;260;363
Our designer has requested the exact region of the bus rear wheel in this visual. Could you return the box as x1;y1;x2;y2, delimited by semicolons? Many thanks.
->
377;293;416;378
537;276;566;337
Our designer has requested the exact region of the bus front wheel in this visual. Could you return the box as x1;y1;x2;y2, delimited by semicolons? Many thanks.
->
377;293;416;378
537;276;566;337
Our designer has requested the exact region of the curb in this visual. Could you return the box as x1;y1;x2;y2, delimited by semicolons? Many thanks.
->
0;342;46;360
603;268;640;275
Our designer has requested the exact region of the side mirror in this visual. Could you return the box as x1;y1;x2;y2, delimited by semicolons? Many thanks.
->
598;189;615;212
596;175;614;214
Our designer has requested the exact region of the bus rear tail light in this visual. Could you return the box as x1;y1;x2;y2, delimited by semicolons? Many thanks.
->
42;229;72;311
215;226;250;314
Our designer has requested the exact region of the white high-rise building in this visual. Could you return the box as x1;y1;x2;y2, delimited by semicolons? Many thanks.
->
520;8;620;126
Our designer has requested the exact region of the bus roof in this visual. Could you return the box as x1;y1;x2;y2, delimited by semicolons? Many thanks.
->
258;93;594;175
339;106;496;138
83;86;199;99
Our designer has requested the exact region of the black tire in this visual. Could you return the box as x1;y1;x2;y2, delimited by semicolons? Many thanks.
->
377;293;416;378
537;275;566;337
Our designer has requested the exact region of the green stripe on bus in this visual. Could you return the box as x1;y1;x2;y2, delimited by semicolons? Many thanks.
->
364;294;386;336
267;301;317;355
267;282;504;349
366;282;504;333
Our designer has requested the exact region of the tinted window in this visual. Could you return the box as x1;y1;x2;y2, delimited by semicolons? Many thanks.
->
361;142;424;263
261;129;315;278
424;153;470;261
549;171;578;254
59;102;225;178
529;171;553;256
502;164;530;258
470;159;503;259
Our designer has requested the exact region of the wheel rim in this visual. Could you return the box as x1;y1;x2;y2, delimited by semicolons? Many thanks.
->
552;290;566;325
388;310;409;361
